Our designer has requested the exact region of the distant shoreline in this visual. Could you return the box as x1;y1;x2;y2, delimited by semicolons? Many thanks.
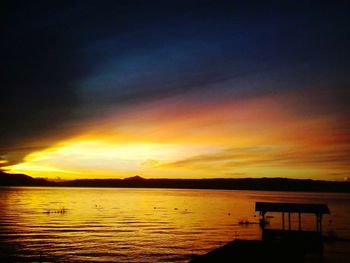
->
1;172;350;193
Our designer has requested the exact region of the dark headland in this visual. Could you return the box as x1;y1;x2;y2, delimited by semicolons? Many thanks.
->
1;171;349;192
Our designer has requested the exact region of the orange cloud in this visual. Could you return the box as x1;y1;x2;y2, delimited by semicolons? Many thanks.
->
5;91;349;180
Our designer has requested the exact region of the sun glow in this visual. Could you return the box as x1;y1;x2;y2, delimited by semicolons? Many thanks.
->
4;139;217;179
4;94;349;181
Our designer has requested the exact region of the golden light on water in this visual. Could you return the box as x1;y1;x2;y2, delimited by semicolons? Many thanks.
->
0;187;337;262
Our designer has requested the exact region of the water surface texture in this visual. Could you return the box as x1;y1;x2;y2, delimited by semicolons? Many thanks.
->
0;187;349;262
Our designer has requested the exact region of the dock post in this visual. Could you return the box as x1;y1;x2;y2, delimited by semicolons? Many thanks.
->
298;212;301;231
288;212;291;230
262;212;266;229
282;212;285;230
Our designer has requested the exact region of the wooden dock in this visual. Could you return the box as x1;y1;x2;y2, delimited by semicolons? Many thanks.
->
190;202;330;262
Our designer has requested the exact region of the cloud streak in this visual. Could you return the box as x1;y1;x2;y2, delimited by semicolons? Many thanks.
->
162;146;350;176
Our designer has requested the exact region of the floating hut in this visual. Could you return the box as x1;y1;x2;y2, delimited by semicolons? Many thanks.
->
190;202;330;262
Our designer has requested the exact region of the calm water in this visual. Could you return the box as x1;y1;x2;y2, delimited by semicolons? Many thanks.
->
0;187;350;262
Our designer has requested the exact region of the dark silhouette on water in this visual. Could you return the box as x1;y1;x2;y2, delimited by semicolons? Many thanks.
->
43;208;67;214
191;202;331;262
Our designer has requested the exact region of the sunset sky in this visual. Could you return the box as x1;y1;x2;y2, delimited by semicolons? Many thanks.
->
2;1;350;180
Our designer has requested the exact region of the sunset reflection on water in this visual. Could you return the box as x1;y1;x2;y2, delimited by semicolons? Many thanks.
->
0;187;349;262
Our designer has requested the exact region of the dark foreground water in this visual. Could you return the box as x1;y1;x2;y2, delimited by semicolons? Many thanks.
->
0;187;349;262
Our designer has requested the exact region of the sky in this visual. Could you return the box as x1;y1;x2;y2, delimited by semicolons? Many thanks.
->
1;1;350;180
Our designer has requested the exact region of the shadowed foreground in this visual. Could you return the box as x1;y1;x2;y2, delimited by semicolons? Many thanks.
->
191;202;330;262
190;239;307;263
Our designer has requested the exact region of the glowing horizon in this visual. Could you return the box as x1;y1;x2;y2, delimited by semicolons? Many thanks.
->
4;93;349;181
2;2;349;182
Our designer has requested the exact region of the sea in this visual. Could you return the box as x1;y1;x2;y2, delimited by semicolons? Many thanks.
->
0;187;349;262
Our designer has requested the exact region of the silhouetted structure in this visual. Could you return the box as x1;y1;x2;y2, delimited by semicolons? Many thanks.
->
191;202;331;262
256;202;330;232
256;202;330;257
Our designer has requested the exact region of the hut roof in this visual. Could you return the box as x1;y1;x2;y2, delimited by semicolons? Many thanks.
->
255;202;330;214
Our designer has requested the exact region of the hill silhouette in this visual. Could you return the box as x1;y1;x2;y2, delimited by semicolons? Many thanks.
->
0;171;54;186
0;171;349;192
123;175;145;181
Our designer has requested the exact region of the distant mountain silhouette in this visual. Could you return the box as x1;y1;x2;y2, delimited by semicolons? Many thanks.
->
0;171;349;192
0;171;54;186
123;175;145;181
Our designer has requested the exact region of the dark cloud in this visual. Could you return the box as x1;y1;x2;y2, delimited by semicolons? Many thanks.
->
1;0;350;168
1;1;87;166
78;0;350;114
0;0;239;166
